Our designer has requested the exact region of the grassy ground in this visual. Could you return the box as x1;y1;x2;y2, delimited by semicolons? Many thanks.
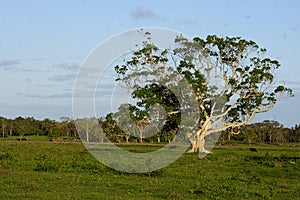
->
0;141;299;199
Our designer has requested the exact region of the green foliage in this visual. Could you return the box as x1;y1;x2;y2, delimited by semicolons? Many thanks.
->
113;32;293;145
0;115;299;144
0;116;78;140
221;120;300;143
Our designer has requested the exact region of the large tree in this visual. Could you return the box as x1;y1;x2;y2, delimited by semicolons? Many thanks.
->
114;33;292;153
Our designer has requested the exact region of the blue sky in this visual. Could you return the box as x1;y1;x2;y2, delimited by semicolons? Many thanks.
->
0;0;299;127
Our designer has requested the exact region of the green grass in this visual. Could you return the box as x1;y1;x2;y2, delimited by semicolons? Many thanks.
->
0;141;299;199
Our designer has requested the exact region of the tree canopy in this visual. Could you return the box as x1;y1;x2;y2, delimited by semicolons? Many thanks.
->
114;33;293;152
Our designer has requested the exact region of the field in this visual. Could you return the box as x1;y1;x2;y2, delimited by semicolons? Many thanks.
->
0;141;299;200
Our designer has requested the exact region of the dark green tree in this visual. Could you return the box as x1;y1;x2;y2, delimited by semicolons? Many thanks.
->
289;124;300;142
100;113;123;143
41;118;55;135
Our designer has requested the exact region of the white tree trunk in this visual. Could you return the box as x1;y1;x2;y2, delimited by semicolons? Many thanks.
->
139;133;143;143
188;131;211;153
86;123;89;143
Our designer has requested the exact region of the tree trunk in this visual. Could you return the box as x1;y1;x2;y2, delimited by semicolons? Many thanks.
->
125;135;129;143
2;120;5;139
9;122;13;136
139;133;143;143
86;131;89;143
188;133;211;153
2;126;4;139
247;137;252;144
157;136;160;143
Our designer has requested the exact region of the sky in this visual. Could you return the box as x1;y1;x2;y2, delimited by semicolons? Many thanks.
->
0;0;299;127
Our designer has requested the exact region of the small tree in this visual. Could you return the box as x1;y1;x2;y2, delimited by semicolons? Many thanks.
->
114;33;292;153
1;117;6;139
113;103;164;143
75;118;103;142
244;127;257;144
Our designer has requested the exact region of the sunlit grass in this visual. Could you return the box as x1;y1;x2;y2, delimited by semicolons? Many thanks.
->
0;141;299;199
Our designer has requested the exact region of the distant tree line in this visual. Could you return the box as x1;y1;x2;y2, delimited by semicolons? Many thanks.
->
0;116;299;143
219;120;300;143
0;116;77;140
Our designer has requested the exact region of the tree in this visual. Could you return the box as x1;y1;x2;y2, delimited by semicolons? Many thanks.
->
99;113;123;143
49;122;63;140
75;118;104;142
260;120;283;142
243;126;257;144
113;103;143;143
8;119;14;136
60;117;72;138
114;32;292;153
113;103;164;143
41;118;55;135
1;117;7;139
289;124;300;142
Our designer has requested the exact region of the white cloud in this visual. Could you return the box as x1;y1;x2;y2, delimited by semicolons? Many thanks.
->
0;59;20;70
131;7;164;20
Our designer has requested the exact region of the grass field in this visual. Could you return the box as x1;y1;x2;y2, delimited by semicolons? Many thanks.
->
0;141;299;200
